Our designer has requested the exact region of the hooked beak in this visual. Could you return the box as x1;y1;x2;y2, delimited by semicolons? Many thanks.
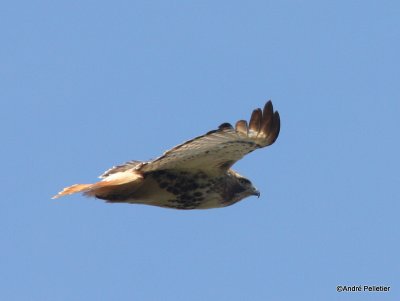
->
252;189;260;198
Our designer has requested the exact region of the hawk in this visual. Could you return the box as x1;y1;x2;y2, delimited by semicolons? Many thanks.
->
53;101;280;209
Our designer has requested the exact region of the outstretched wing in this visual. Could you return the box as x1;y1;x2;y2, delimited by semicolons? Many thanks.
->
139;101;280;174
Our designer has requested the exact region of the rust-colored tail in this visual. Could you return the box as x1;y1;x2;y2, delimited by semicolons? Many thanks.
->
52;171;143;199
52;183;96;199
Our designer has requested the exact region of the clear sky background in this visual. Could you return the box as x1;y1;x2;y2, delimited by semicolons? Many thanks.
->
1;1;399;300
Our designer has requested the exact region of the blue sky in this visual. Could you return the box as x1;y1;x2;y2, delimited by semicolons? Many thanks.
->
1;1;399;300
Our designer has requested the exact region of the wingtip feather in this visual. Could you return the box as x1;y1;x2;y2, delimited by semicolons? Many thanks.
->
270;111;281;144
235;120;248;135
236;100;280;146
249;108;262;135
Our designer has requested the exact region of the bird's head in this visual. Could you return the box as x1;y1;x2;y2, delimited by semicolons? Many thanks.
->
237;177;260;198
229;171;260;201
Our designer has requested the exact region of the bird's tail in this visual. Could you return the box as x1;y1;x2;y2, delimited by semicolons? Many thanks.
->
52;172;143;199
52;183;94;199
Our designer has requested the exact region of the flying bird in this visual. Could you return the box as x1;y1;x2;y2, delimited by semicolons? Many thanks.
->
53;101;280;209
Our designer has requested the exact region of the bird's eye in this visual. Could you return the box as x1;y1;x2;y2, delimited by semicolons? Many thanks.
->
240;178;251;185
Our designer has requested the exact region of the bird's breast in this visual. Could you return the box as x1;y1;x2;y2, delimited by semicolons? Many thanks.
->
130;170;228;209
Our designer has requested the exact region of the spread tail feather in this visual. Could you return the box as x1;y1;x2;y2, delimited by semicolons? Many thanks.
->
52;183;94;199
52;171;143;199
52;181;124;199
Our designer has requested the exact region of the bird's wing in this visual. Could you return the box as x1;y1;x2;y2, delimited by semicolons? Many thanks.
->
139;101;280;174
99;160;144;178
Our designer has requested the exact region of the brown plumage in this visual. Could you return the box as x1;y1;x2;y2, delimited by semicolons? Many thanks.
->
52;101;280;209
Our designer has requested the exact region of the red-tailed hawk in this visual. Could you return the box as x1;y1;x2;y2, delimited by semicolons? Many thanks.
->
53;101;280;209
